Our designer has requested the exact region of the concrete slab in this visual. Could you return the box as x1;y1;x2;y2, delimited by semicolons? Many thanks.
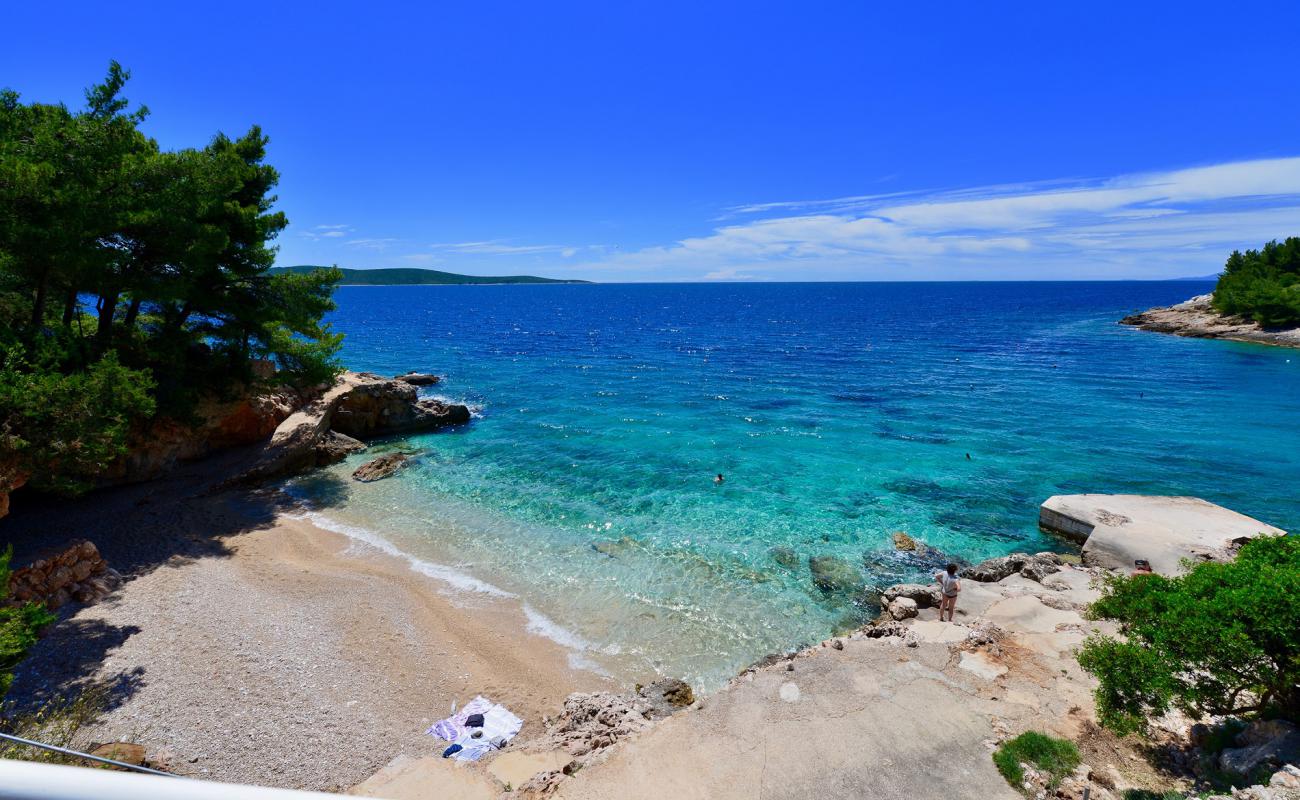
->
1040;495;1284;575
349;754;498;800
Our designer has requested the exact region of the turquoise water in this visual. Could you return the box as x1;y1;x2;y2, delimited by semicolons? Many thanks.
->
289;281;1300;689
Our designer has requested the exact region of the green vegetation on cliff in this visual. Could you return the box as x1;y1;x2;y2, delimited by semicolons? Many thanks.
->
0;63;342;497
1212;237;1300;327
1079;535;1300;735
270;265;590;286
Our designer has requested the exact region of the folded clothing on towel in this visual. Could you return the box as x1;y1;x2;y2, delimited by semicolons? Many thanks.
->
427;695;524;761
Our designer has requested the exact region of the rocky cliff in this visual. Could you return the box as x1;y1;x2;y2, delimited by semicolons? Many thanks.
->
0;370;470;519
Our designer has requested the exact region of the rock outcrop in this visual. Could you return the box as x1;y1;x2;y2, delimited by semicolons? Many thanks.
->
6;539;120;609
104;383;311;486
1120;294;1300;349
394;372;441;386
1040;495;1285;575
231;372;470;485
352;452;415;482
961;552;1062;583
330;373;469;439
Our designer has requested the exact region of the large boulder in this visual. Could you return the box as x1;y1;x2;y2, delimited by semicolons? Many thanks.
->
330;377;469;439
230;372;466;485
636;678;695;719
352;452;414;482
881;582;942;608
960;552;1062;583
1040;495;1285;575
1219;720;1300;777
394;372;440;386
808;555;866;596
887;596;918;620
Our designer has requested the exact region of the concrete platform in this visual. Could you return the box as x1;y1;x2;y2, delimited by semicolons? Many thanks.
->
1040;494;1285;575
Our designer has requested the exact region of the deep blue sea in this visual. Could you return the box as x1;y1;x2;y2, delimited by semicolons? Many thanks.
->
288;281;1300;689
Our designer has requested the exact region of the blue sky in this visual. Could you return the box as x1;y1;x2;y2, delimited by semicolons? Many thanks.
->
5;1;1300;281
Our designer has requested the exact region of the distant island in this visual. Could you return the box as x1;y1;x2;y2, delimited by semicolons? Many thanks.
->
271;265;592;286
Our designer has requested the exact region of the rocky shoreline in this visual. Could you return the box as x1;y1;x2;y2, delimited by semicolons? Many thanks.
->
0;370;470;520
1120;293;1300;348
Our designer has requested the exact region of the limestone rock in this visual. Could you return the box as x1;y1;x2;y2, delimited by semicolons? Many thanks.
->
331;379;469;439
1271;764;1300;789
961;552;1061;583
231;372;468;485
887;596;918;620
1220;720;1300;777
90;742;147;767
6;539;118;610
394;372;441;386
881;582;941;608
352;452;413;482
1121;293;1300;349
540;691;658;757
636;678;694;718
1040;494;1284;576
808;555;865;596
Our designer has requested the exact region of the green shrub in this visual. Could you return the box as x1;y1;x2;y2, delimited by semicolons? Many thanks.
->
993;731;1081;792
1078;536;1300;735
0;546;56;698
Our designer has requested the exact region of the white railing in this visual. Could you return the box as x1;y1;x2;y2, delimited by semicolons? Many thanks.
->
0;760;357;800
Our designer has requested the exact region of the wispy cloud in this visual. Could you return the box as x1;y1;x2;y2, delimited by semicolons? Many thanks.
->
345;238;400;251
591;156;1300;280
299;224;356;242
428;240;585;256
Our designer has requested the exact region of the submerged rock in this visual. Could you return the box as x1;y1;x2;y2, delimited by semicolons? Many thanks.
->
808;555;866;596
892;531;920;551
591;536;639;557
769;546;800;569
352;452;414;482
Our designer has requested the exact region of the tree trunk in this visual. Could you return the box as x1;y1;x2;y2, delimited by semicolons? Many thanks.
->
29;272;49;332
61;289;79;327
96;291;120;348
123;296;144;331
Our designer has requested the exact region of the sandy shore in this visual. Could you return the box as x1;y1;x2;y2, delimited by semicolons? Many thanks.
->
3;457;613;791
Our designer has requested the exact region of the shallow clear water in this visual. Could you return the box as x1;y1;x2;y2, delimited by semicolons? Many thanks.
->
290;281;1300;689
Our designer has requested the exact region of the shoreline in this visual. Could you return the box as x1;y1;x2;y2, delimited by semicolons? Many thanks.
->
3;474;614;791
1121;293;1300;348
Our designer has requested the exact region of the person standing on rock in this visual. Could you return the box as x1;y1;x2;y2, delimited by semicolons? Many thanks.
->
935;564;960;621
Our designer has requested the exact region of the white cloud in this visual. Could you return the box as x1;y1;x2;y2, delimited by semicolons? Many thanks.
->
587;156;1300;280
345;238;400;250
428;240;584;255
299;223;356;242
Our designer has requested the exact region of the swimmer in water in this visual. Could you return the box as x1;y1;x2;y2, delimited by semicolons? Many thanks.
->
714;473;724;485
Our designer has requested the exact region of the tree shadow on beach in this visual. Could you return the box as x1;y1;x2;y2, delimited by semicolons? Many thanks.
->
0;443;352;579
5;616;146;715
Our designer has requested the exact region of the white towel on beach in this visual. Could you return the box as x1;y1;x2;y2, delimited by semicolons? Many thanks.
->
428;695;523;761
